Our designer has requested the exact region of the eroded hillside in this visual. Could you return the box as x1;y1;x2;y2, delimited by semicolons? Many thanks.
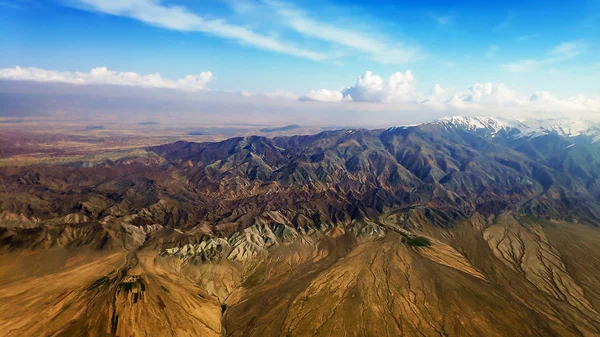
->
2;122;600;336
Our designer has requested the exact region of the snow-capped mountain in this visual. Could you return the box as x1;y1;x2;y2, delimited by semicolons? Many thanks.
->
435;116;600;142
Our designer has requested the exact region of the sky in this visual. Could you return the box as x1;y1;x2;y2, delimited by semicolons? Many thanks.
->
0;0;599;125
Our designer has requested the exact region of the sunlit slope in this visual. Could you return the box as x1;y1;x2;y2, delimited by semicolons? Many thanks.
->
1;214;600;336
2;121;600;336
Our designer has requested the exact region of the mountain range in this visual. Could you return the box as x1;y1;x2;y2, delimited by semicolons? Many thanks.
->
2;116;600;337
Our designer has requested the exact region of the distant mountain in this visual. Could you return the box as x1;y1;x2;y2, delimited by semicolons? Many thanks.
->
259;124;301;133
3;116;600;336
436;115;600;142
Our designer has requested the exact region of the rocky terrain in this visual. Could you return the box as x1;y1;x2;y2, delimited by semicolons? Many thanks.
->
2;116;600;336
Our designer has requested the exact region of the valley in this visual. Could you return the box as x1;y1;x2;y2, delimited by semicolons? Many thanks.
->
2;117;600;336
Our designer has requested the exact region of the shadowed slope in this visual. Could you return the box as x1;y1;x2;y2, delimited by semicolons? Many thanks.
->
2;122;600;336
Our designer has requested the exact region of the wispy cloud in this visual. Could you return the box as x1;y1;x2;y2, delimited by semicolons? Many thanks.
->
550;41;586;58
261;0;422;64
502;40;587;72
69;0;327;61
493;12;515;32
0;0;23;9
66;0;424;64
516;33;539;42
429;12;454;26
0;66;213;90
486;45;499;58
441;61;457;68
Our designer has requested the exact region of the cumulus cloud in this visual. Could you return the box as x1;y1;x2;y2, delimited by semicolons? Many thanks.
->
302;70;600;116
344;71;420;102
428;83;599;114
529;91;600;111
422;84;453;109
454;83;519;105
0;66;213;91
70;0;326;61
441;83;524;111
3;65;598;119
300;71;420;103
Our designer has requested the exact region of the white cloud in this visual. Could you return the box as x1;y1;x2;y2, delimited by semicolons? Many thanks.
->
300;89;346;102
0;66;213;90
429;84;451;100
341;70;419;102
71;0;326;61
503;40;587;72
529;91;600;111
503;60;542;73
422;84;453;109
300;71;420;103
439;83;522;111
262;1;421;64
241;90;300;100
550;41;586;58
529;91;557;103
455;83;519;105
302;70;599;116
3;65;598;119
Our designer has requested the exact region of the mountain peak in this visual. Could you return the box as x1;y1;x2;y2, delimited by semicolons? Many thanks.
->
434;116;515;135
432;115;600;142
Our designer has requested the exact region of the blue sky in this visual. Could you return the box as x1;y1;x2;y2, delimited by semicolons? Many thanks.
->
1;0;599;116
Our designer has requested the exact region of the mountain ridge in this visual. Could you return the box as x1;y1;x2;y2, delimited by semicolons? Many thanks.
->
433;115;600;141
3;116;600;336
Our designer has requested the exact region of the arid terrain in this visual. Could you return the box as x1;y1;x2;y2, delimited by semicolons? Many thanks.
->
2;117;600;337
0;118;325;166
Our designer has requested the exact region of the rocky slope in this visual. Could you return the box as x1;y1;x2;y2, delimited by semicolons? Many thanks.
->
2;117;600;336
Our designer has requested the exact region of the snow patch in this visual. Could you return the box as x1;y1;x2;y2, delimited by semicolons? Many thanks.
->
431;116;600;140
